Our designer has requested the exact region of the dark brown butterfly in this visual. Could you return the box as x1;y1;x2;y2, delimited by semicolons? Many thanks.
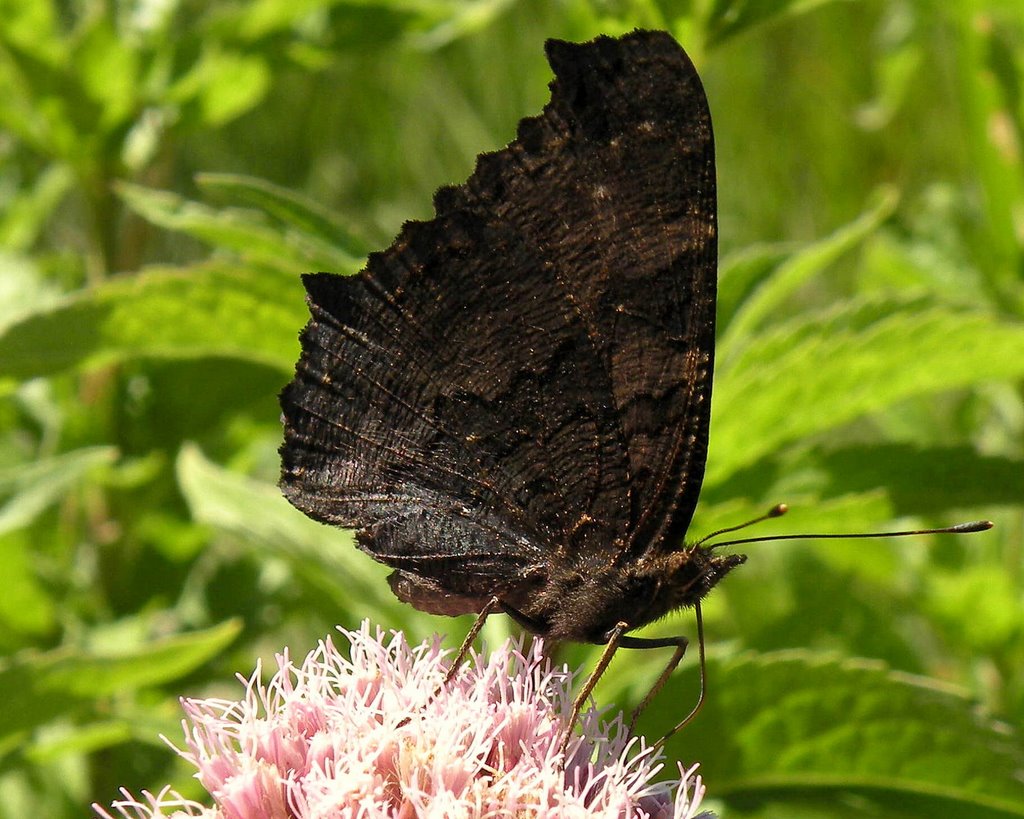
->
278;29;991;741
279;30;737;653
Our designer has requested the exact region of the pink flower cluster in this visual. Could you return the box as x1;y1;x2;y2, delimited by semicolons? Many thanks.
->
96;622;711;818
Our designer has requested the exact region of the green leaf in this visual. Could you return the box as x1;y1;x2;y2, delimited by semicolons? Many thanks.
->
0;263;305;383
0;620;241;748
0;532;57;639
929;565;1023;654
229;0;337;40
718;241;796;334
24;720;133;762
0;35;85;160
75;16;139;129
117;182;359;273
717;546;929;671
0;446;118;536
0;251;63;332
636;651;1024;817
407;0;520;51
705;0;852;47
708;299;1024;485
196;172;369;263
225;0;518;49
720;189;898;357
702;442;1020;529
0;0;62;63
0;164;75;252
176;444;399;623
812;444;1024;515
169;48;269;126
953;16;1024;302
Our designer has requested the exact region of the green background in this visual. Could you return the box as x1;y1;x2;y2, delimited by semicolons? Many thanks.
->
1;1;1022;817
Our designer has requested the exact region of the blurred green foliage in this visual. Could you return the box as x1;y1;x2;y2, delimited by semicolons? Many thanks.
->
1;0;1023;817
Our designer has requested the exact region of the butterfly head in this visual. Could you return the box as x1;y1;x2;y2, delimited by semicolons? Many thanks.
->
639;545;747;619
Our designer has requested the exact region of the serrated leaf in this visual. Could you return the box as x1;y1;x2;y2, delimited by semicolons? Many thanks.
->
700;442;1016;529
196;172;368;263
720;189;898;356
176;444;398;621
0;263;304;383
634;651;1024;817
117;182;359;273
708;299;1024;484
718;242;795;333
0;620;241;746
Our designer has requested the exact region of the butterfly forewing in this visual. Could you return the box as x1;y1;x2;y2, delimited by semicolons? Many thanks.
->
280;29;717;636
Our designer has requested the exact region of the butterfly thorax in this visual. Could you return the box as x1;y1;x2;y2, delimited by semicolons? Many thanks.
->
532;547;747;644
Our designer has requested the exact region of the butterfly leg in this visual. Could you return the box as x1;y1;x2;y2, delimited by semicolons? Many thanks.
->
396;596;503;730
498;601;548;632
557;621;630;757
632;601;707;755
442;595;502;685
625;638;688;735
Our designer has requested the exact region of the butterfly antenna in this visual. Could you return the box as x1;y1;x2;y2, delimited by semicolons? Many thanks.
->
693;503;789;548
707;518;993;551
627;511;991;753
644;516;993;752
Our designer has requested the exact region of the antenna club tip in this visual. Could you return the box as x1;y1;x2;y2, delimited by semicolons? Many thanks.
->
769;503;788;517
955;520;994;533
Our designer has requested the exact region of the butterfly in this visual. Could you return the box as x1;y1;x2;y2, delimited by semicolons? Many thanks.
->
278;29;997;745
280;30;740;742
